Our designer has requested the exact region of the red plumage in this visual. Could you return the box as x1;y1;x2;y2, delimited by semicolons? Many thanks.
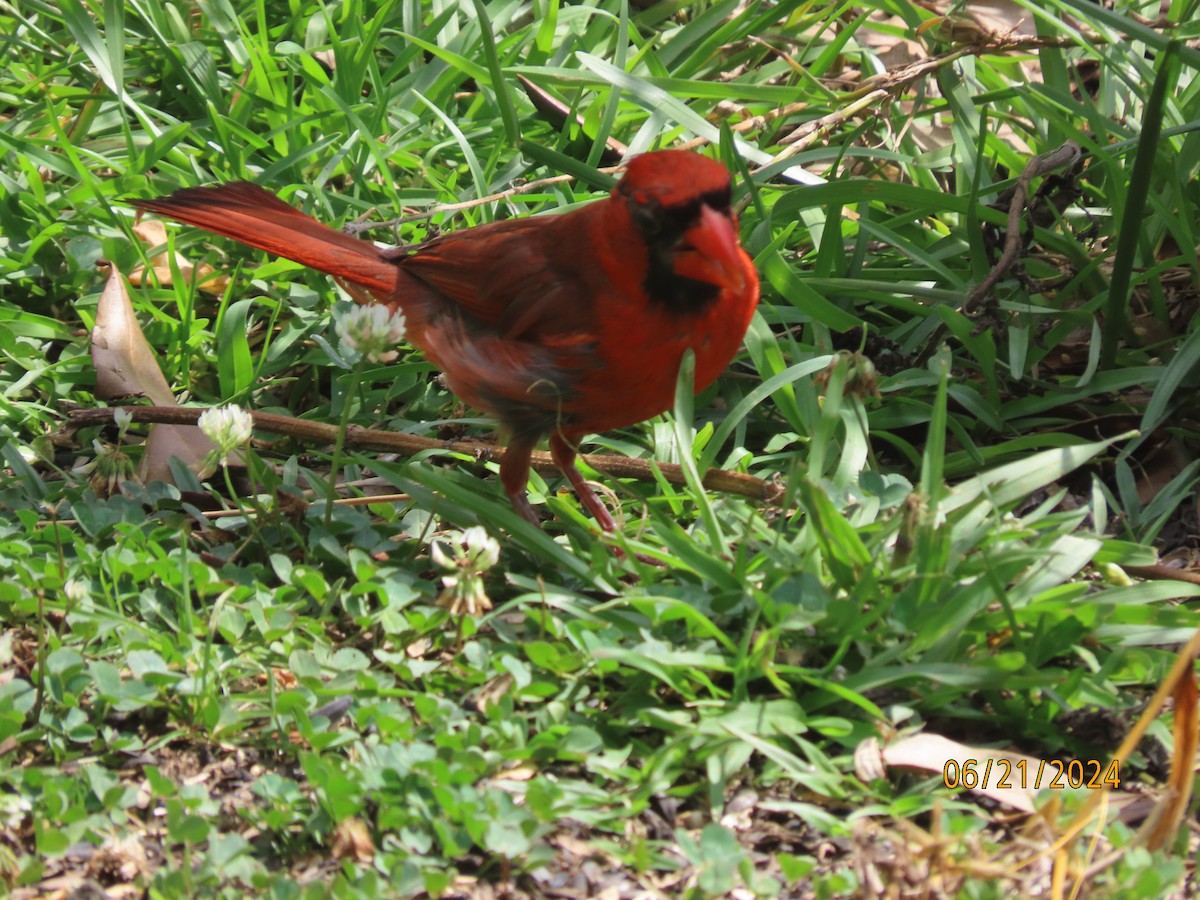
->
132;150;760;529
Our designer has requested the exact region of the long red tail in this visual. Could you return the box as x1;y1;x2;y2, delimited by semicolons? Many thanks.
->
132;183;400;298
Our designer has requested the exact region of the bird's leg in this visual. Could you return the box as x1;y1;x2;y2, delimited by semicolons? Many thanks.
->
500;436;541;525
550;433;617;532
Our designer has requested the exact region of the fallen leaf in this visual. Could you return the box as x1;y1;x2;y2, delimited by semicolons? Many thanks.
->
92;263;175;405
128;217;230;294
476;673;515;713
89;262;238;487
91;263;220;482
881;732;1040;813
331;817;374;863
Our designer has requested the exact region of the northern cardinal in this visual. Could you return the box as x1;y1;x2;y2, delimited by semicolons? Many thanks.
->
132;150;759;530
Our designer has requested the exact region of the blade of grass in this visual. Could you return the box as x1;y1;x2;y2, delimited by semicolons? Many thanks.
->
1100;40;1180;368
470;0;521;148
672;350;727;553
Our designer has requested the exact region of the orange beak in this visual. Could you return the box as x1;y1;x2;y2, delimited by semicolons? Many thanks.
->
676;204;749;296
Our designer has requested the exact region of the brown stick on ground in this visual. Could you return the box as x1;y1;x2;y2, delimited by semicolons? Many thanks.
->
1122;564;1200;587
63;405;783;503
962;141;1083;314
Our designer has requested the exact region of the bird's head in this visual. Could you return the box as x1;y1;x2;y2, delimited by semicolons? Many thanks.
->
615;150;751;310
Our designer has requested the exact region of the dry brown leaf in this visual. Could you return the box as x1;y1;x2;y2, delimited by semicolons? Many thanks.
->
32;871;93;895
476;673;515;714
138;422;218;484
128;217;230;295
853;735;887;782
491;765;537;783
92;264;219;482
404;638;431;658
957;0;1036;38
858;13;926;68
92;264;175;406
331;817;375;863
881;732;1040;813
90;264;229;483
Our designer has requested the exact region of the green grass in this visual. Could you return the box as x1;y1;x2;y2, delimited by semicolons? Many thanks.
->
3;0;1200;896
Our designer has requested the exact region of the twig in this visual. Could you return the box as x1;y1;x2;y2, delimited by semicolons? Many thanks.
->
63;406;783;503
516;74;627;163
961;141;1082;313
766;90;891;168
1122;563;1200;586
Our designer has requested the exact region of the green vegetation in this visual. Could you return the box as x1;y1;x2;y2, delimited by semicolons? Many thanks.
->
2;0;1199;895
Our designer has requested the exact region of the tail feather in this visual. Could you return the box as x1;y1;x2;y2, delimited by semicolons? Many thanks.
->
131;183;400;297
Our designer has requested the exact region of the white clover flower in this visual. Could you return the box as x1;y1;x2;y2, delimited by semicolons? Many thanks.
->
63;579;88;603
113;408;133;435
0;792;31;829
73;437;135;496
461;526;500;569
431;527;501;616
196;405;253;479
197;405;254;465
337;305;407;364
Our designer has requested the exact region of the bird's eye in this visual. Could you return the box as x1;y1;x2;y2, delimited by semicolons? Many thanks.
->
629;198;663;237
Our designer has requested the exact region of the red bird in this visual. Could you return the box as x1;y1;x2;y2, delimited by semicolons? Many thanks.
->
133;150;760;530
